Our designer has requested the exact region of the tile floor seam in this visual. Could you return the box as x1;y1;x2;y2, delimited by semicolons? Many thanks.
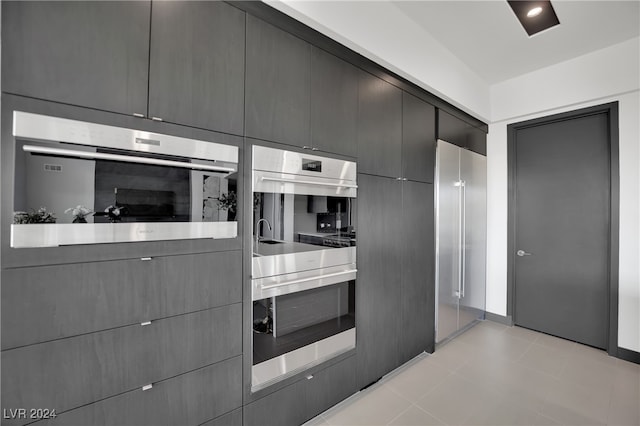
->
412;402;452;426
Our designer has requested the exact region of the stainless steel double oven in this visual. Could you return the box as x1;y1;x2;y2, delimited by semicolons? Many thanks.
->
251;145;357;391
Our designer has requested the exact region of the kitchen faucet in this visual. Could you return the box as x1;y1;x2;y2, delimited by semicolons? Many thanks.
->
255;218;272;247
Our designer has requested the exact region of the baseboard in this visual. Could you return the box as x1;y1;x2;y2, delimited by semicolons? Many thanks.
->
617;347;640;365
484;312;513;326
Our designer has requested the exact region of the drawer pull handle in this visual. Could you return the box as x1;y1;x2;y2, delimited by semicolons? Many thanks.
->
306;374;314;380
151;117;163;122
140;257;152;261
133;113;145;118
142;384;153;391
141;321;152;326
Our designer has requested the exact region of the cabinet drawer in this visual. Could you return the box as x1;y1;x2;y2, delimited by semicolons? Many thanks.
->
1;251;241;349
243;355;356;426
37;357;242;426
304;355;357;419
1;305;241;425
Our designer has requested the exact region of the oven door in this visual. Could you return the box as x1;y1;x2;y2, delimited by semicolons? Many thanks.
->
251;271;356;391
252;170;357;278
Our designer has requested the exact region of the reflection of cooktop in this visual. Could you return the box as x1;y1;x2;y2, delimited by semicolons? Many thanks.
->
297;232;356;247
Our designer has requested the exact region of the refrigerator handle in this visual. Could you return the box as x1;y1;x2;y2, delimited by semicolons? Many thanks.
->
461;180;467;298
454;180;464;299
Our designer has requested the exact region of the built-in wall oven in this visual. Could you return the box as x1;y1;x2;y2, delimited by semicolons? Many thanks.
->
10;111;238;247
251;145;357;391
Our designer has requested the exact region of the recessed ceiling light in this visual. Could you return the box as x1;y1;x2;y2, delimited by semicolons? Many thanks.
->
507;1;560;36
527;7;543;18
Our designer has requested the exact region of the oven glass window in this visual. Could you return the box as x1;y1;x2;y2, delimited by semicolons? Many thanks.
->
253;280;355;366
13;140;237;225
253;192;356;255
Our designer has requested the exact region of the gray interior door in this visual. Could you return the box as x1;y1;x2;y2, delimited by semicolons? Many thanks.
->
514;112;610;349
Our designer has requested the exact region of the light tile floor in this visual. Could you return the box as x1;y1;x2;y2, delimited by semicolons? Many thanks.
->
304;320;640;426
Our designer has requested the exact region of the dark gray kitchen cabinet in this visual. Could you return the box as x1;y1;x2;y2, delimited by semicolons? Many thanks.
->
148;1;245;135
243;355;356;426
356;173;403;388
36;356;242;426
357;72;403;178
400;181;435;362
1;305;242;424
1;1;150;116
245;15;311;148
438;109;487;156
402;92;436;183
1;251;241;350
310;47;359;157
357;175;435;387
243;380;306;426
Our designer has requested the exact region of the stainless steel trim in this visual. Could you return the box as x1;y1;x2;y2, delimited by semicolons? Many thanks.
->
252;264;356;300
252;246;356;279
22;144;236;173
261;269;357;290
251;328;355;392
13;111;238;164
253;170;357;198
11;222;237;248
261;176;357;189
461;180;467;298
252;145;356;181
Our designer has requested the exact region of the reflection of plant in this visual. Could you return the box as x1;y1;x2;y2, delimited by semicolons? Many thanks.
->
65;205;93;223
104;205;127;223
13;207;57;224
216;191;237;214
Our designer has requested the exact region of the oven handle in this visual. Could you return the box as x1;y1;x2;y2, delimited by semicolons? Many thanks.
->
260;269;357;290
22;144;236;173
261;176;357;189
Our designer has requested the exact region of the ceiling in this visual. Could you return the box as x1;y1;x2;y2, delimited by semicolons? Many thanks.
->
392;0;640;84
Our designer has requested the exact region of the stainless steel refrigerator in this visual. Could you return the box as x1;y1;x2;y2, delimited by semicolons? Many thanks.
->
435;140;487;343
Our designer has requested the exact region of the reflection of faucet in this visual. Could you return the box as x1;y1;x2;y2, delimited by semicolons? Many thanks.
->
255;218;272;247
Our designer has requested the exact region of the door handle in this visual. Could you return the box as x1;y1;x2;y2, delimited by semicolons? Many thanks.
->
517;250;532;257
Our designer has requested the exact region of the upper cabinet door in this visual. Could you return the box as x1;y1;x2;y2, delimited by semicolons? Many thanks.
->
402;92;436;183
437;109;487;156
1;1;150;116
310;48;359;157
245;15;311;148
148;2;245;135
357;72;402;178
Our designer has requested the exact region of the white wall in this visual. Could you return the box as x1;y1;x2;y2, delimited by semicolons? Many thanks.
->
265;0;491;122
487;37;640;352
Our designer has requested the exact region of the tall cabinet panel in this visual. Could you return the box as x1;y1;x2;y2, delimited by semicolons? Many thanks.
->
310;48;359;157
400;181;435;362
1;1;150;116
402;93;436;183
356;174;402;389
245;15;311;147
148;1;245;135
357;72;402;178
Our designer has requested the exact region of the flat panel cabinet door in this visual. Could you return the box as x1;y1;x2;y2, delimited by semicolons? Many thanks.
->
304;356;357;418
1;251;242;350
310;48;359;157
245;15;311;147
435;141;461;342
467;126;487;156
400;181;435;361
243;381;306;426
458;150;486;329
357;72;402;178
402;93;436;183
1;305;242;424
1;1;150;116
36;357;242;426
149;1;245;134
438;110;468;149
356;174;402;388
